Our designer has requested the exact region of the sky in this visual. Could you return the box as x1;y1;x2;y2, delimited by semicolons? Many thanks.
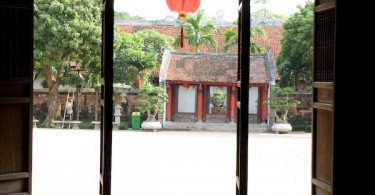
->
114;0;310;22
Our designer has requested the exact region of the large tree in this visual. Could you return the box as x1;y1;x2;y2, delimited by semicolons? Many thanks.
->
173;10;219;53
276;1;313;89
114;30;172;88
34;0;101;127
114;32;155;88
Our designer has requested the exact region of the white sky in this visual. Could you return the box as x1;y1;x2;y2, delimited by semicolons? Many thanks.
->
114;0;310;21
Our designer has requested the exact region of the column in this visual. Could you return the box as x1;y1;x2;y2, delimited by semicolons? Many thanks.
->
257;86;262;122
261;85;268;123
196;84;203;122
226;86;231;122
230;85;237;122
166;83;172;121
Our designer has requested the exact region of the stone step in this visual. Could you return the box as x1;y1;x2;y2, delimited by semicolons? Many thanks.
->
163;122;269;133
205;114;227;123
173;113;195;122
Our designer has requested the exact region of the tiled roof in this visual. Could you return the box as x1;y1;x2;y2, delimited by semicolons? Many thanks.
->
161;52;273;84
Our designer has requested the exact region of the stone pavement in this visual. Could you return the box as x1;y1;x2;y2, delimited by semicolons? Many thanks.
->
32;129;311;195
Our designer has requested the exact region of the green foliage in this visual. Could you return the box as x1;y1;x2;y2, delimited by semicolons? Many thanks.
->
137;84;168;122
222;27;267;53
135;30;174;65
304;124;312;132
34;0;102;73
34;0;102;126
263;87;301;124
79;121;94;129
277;1;313;88
254;0;270;4
173;10;219;53
114;29;172;86
119;122;129;130
305;85;312;94
292;124;312;132
36;122;47;128
115;11;145;21
210;89;226;107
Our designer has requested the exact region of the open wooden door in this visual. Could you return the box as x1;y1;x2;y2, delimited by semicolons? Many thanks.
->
312;0;336;194
99;0;114;194
0;0;34;194
236;0;250;195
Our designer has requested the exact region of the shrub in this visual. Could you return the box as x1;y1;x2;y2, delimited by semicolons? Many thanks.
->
79;121;94;129
119;122;129;130
36;122;47;128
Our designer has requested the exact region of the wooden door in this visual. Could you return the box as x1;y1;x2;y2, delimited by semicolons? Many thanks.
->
0;0;34;194
99;0;114;194
236;0;250;195
312;0;336;194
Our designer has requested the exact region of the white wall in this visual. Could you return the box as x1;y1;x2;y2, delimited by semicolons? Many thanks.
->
178;85;196;113
33;77;45;89
33;76;74;89
209;86;227;113
248;87;258;114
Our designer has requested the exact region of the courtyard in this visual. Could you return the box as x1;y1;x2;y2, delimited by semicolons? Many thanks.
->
32;129;311;195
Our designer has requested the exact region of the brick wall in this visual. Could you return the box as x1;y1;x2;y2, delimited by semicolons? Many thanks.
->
288;93;312;131
33;88;141;123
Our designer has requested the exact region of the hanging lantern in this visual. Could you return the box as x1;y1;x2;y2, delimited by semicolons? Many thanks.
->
166;0;201;48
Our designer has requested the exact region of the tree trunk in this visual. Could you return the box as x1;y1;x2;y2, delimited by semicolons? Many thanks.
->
42;66;61;127
151;110;158;122
42;50;74;127
135;73;143;89
146;110;151;121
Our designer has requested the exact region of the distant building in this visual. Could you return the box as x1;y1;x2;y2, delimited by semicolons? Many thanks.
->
159;49;276;124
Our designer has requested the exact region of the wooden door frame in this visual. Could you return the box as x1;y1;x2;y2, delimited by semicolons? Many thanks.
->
99;0;114;194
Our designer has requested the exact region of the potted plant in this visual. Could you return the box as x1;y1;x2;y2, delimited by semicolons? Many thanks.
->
210;89;226;114
263;86;301;133
137;83;168;131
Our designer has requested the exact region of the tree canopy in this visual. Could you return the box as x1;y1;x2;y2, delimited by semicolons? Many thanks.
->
114;29;173;87
34;0;102;126
276;1;313;88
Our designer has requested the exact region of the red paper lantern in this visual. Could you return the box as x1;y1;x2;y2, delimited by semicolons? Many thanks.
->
166;0;201;47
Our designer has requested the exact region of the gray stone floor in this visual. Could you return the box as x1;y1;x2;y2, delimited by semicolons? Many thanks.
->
32;129;311;195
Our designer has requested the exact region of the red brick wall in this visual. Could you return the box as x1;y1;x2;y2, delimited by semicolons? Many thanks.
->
33;89;141;122
33;89;102;121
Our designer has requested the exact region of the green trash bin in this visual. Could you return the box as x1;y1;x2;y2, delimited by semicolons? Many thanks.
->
131;112;141;130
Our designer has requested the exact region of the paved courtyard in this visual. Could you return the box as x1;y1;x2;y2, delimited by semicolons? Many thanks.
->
32;129;311;195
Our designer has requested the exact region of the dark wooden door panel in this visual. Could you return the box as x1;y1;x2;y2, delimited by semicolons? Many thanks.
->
0;1;33;194
312;0;336;195
316;110;333;183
